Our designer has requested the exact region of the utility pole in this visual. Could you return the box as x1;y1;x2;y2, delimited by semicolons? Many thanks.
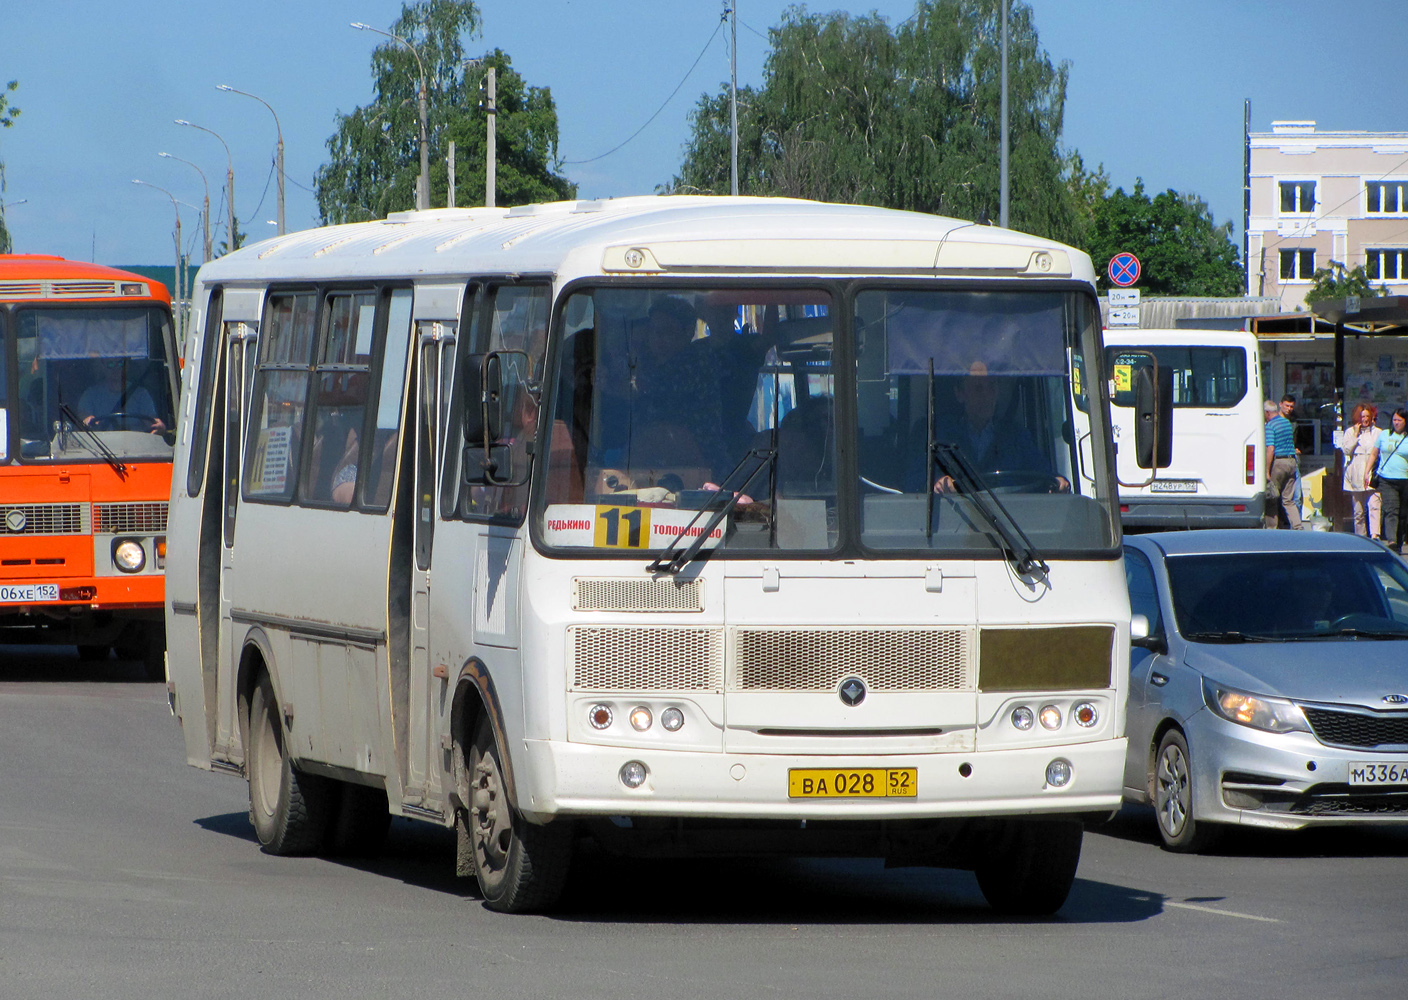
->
728;1;738;196
485;66;496;208
352;22;430;210
1243;99;1252;294
999;0;1009;229
217;85;285;235
447;140;456;208
158;152;211;262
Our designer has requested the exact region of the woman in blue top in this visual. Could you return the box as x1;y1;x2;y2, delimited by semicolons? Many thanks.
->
1369;407;1408;553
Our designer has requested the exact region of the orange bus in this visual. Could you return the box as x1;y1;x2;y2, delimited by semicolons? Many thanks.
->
1;255;179;678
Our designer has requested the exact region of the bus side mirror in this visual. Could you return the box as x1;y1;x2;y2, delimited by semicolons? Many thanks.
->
461;353;504;446
1134;363;1173;469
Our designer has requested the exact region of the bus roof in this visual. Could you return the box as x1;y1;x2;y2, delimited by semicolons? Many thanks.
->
0;254;173;304
192;196;1096;288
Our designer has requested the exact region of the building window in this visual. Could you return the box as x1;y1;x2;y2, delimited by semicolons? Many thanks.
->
1279;249;1315;281
1366;181;1408;214
1367;249;1408;281
1279;180;1316;213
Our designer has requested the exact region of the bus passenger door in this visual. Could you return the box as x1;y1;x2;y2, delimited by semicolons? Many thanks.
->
216;317;257;758
407;321;455;796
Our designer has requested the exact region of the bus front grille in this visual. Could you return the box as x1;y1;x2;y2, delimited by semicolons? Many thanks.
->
92;501;169;534
572;577;703;612
569;626;723;691
1;503;90;536
732;627;973;692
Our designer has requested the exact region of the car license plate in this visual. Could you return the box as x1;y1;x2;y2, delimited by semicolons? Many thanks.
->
787;768;917;798
0;583;60;603
1348;762;1408;786
1149;480;1198;493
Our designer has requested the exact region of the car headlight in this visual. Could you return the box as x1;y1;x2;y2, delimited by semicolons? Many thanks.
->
1204;680;1310;734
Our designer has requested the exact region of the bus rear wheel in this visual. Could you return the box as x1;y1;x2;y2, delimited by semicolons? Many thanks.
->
974;819;1083;916
466;717;572;913
246;675;331;855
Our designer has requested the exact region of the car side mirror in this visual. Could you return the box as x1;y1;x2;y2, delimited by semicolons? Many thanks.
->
1130;614;1167;654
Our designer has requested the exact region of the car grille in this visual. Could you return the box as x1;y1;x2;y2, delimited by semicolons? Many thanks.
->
1;503;90;536
1303;706;1408;749
92;501;169;534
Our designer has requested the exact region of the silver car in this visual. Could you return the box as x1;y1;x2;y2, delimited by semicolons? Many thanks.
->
1122;529;1408;851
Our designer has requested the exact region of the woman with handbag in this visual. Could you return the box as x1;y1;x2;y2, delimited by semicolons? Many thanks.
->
1340;403;1381;538
1368;407;1408;553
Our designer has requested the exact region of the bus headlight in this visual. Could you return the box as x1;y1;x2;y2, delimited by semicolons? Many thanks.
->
1039;705;1063;730
112;539;146;573
629;707;653;731
661;707;684;732
1010;706;1035;731
619;761;648;789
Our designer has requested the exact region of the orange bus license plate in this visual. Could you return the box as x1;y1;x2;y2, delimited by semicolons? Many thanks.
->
788;768;917;798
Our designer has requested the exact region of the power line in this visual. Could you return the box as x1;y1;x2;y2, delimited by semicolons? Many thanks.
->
562;20;725;165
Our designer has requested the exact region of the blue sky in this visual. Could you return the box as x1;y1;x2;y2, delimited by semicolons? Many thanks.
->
2;1;1405;265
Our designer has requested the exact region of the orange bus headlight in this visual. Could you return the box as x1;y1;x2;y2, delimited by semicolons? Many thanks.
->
113;539;146;573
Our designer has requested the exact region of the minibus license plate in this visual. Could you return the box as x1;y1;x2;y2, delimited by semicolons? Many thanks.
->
1348;763;1408;786
1149;480;1198;493
0;583;60;603
788;768;917;798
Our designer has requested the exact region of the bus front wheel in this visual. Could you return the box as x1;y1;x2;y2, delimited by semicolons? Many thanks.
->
466;717;572;913
974;819;1083;916
246;675;331;855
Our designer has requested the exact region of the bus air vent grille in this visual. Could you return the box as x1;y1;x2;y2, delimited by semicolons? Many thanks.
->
1;503;90;536
47;280;121;297
572;578;703;612
92;501;169;534
569;626;723;691
732;627;972;692
0;281;46;298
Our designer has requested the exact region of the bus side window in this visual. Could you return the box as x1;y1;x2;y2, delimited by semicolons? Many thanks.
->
363;287;414;510
244;292;317;501
300;291;375;508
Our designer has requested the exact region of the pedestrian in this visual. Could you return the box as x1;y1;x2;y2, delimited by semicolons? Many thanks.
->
1339;403;1381;538
1368;407;1408;553
1263;395;1300;529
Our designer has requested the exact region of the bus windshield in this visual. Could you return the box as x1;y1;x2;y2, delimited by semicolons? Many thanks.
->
14;306;177;463
537;285;1113;557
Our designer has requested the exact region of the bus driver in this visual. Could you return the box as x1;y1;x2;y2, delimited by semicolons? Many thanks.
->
78;358;165;434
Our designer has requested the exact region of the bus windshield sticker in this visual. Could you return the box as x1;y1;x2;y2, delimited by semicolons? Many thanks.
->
37;313;149;359
544;504;725;550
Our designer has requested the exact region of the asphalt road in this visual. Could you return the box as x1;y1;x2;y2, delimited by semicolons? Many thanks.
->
2;644;1406;1000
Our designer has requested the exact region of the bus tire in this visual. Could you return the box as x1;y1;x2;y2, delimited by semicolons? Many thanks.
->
974;819;1083;916
467;717;572;913
246;675;331;856
324;783;391;857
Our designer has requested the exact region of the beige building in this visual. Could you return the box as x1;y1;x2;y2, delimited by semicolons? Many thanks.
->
1248;121;1408;311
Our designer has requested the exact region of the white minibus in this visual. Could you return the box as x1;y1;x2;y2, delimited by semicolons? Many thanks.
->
166;196;1139;915
1104;327;1264;530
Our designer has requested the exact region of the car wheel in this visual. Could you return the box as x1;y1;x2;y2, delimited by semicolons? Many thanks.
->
1153;729;1220;853
466;717;573;913
974;819;1083;916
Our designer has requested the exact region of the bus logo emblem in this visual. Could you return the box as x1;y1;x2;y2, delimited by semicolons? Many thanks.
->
4;509;25;532
839;677;866;707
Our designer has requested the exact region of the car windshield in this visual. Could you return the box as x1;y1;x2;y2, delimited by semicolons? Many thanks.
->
14;306;177;463
535;284;1115;558
1167;551;1408;640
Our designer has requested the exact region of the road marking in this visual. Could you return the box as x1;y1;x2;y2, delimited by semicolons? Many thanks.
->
1166;901;1280;923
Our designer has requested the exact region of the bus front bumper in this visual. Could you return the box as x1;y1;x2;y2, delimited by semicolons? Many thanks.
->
515;738;1126;822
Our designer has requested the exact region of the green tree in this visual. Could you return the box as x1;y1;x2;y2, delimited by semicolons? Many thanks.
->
668;1;1081;243
315;1;573;224
1083;180;1244;295
1305;260;1388;304
0;79;20;254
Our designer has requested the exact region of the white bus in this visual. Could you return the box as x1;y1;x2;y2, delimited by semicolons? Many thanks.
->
166;196;1139;915
1105;327;1264;530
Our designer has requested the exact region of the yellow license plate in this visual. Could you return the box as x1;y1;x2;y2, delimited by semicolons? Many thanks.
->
787;768;918;798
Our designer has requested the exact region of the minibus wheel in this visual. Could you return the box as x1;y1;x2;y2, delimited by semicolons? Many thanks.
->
246;674;331;855
467;717;572;912
974;819;1082;916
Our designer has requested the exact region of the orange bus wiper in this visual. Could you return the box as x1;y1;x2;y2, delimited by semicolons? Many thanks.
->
58;402;128;479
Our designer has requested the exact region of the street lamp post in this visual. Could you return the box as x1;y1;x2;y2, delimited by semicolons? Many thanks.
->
159;151;211;262
217;84;285;235
175;119;236;254
352;21;429;211
132;179;184;342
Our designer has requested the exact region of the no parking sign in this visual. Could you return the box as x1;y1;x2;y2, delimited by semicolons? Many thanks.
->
1108;252;1141;287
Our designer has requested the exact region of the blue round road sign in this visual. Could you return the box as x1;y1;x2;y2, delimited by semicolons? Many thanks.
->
1108;252;1141;287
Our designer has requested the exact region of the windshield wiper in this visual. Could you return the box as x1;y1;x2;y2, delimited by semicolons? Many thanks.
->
58;402;127;479
647;445;776;575
1280;627;1408;640
1183;630;1277;643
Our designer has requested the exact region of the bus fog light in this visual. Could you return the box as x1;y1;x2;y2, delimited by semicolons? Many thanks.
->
1010;706;1034;731
588;704;613;729
661;707;684;732
1073;702;1099;727
1045;759;1073;787
113;539;146;573
619;761;648;788
1039;705;1062;730
629;707;652;731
